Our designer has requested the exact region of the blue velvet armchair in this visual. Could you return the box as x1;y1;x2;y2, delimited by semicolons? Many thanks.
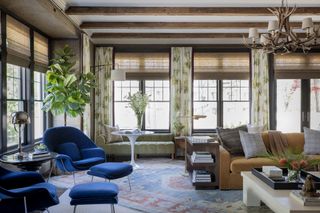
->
0;166;59;212
43;126;105;183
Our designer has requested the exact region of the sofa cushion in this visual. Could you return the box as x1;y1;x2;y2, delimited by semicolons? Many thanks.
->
230;156;277;173
57;142;81;161
217;125;247;155
239;131;267;159
123;134;174;142
304;127;320;155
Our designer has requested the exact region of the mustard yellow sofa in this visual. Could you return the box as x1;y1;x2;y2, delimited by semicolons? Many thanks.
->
219;132;320;190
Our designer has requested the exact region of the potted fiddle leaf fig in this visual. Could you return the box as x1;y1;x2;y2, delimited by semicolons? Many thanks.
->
42;45;95;126
127;91;149;130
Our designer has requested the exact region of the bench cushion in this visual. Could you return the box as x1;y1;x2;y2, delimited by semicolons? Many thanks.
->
105;141;174;155
88;162;133;179
69;182;118;205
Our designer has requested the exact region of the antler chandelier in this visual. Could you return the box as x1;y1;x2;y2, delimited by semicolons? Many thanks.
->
244;0;320;54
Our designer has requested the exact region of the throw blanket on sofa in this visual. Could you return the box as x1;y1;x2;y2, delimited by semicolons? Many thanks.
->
268;131;288;156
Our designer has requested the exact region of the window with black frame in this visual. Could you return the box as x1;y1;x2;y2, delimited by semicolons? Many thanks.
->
34;71;46;139
114;52;170;131
193;52;250;131
6;64;26;146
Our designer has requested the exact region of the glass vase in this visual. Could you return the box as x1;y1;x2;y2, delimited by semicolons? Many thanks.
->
136;114;143;130
287;169;301;182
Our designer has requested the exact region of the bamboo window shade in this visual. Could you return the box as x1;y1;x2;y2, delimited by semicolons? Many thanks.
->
114;52;169;80
6;15;31;67
194;52;250;80
275;53;320;79
34;32;49;72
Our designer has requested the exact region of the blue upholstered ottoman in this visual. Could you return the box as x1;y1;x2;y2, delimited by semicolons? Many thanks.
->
88;162;133;189
69;182;118;213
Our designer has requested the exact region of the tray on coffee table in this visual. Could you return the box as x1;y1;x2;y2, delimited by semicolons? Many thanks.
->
252;168;320;190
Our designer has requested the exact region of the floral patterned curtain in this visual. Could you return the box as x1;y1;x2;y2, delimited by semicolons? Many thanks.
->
251;49;269;130
82;34;91;137
95;47;113;139
170;47;192;135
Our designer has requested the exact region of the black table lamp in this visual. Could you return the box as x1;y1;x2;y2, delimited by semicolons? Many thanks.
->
11;111;30;159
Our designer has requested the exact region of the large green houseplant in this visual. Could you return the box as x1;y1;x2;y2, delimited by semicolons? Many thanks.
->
42;45;95;126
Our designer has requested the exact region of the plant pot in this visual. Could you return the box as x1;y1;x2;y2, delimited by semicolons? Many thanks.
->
287;169;301;182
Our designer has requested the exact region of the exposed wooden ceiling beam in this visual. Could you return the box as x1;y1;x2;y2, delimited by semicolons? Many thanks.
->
91;33;249;39
81;22;315;29
91;32;306;39
66;7;320;16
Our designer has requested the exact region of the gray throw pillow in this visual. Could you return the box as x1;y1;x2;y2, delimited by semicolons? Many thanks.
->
239;130;267;159
216;125;247;155
304;127;320;155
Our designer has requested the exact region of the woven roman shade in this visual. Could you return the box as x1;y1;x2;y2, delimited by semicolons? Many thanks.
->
34;32;49;72
194;52;250;80
114;52;169;80
275;53;320;79
6;15;30;67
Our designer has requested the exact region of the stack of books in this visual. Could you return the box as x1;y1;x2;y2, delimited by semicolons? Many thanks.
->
188;136;215;144
290;190;320;206
191;151;214;163
192;170;213;183
29;151;50;159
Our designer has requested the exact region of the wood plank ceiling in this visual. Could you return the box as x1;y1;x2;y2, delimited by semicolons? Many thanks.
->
58;0;320;44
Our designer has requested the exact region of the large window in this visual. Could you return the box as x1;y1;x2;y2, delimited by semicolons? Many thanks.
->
34;71;46;139
114;81;140;129
223;80;250;128
310;79;320;129
276;79;301;132
7;64;26;146
193;52;250;131
193;80;217;130
114;52;170;131
145;80;170;130
0;14;49;152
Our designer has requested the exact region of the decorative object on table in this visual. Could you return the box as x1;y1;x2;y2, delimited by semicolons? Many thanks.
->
11;111;30;160
267;150;320;182
42;45;95;126
262;166;283;178
252;168;320;190
29;144;51;159
301;175;319;197
43;126;105;184
244;0;320;54
34;143;48;152
127;91;149;130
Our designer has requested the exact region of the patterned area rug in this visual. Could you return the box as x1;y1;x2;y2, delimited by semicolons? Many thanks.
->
49;158;273;213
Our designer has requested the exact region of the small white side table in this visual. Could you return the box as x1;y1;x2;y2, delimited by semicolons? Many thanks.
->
112;130;153;169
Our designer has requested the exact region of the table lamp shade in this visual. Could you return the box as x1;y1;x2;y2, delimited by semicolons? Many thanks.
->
11;111;30;125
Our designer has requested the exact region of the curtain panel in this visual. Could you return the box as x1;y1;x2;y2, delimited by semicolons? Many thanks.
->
170;47;193;136
251;49;270;130
95;47;113;138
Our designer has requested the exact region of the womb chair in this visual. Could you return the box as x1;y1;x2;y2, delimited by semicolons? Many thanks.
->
43;126;106;184
0;166;59;212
